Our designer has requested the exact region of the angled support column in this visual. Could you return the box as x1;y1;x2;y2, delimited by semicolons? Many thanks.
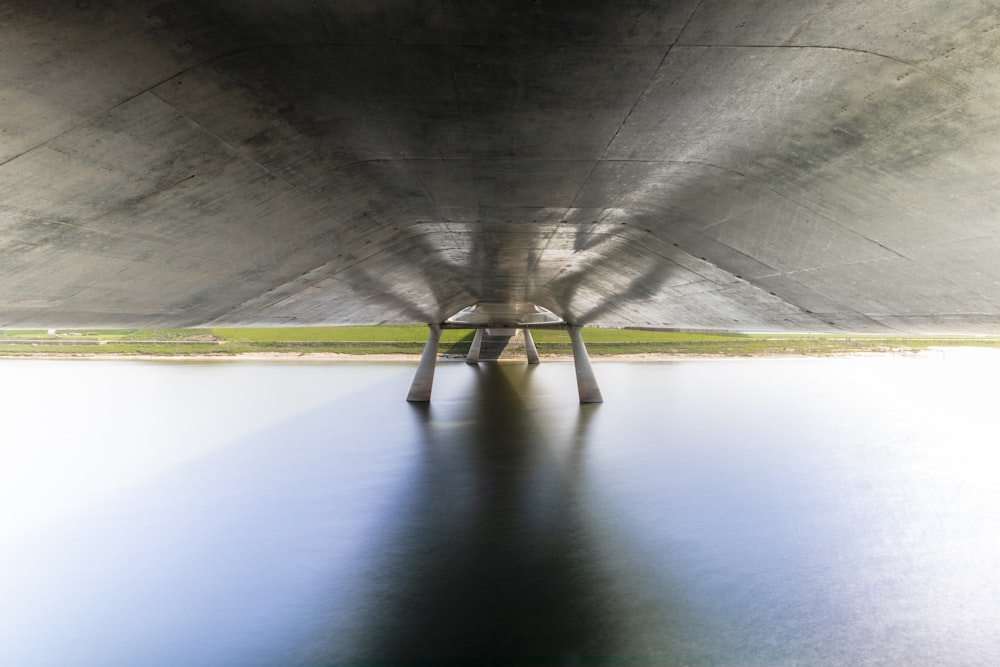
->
568;325;603;403
524;328;540;365
466;328;484;364
406;323;442;402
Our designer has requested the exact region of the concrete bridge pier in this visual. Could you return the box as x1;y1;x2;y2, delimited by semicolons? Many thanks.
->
406;323;442;402
466;328;484;364
410;323;597;402
524;329;540;365
568;325;603;403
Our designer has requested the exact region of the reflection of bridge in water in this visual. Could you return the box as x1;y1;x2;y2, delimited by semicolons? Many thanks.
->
342;365;634;661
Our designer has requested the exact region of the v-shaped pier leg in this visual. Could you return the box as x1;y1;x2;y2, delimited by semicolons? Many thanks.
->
524;328;540;365
466;328;483;364
568;325;603;403
407;323;441;402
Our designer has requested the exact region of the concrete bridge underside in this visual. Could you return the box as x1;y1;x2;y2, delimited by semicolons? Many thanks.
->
3;1;1000;334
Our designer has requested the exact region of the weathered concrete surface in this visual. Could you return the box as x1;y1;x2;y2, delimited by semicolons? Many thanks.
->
3;1;1000;332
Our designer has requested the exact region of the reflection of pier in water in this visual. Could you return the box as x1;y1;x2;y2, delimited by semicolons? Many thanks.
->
332;363;699;663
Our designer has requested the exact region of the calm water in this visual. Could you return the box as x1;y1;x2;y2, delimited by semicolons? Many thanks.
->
2;353;1000;666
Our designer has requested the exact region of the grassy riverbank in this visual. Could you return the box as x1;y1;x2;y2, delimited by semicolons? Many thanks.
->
2;326;1000;358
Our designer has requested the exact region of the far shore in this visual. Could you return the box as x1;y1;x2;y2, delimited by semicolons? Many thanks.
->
5;327;999;361
0;349;940;362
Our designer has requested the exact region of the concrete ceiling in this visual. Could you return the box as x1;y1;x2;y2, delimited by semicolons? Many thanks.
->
3;0;1000;332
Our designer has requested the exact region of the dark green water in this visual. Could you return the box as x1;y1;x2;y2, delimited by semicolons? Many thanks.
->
1;353;999;665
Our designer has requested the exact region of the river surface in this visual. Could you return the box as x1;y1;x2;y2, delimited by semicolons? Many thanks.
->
2;352;1000;666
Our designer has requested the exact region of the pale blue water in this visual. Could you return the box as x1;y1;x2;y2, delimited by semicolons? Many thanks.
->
1;353;1000;665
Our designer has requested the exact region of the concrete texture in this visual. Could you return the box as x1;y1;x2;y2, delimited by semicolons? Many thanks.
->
3;1;1000;332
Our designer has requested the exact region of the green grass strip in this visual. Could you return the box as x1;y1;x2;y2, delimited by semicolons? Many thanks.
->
2;326;1000;357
